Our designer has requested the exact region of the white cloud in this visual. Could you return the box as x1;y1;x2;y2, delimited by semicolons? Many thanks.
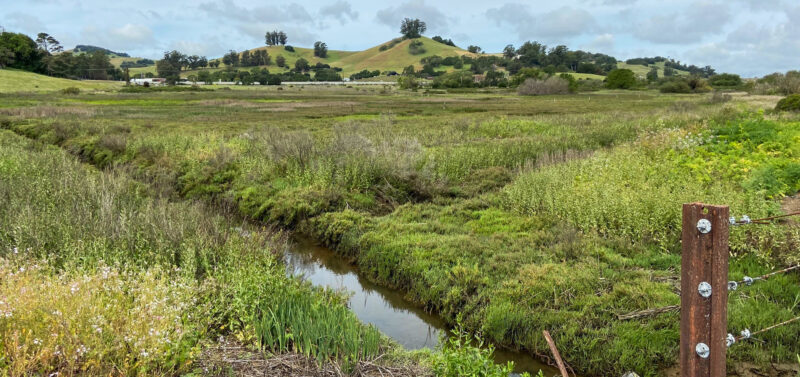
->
583;33;615;53
632;2;731;44
376;0;450;33
486;4;596;40
2;12;45;35
321;1;359;24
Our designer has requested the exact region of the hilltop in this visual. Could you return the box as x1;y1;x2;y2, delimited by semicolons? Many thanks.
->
70;45;130;57
122;37;698;81
168;37;477;78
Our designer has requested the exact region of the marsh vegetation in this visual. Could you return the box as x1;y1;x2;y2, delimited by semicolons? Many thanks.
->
1;86;799;376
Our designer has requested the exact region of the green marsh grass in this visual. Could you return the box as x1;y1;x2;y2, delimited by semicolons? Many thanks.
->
1;87;797;376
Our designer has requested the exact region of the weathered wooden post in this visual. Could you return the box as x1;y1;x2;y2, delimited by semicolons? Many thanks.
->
680;203;729;377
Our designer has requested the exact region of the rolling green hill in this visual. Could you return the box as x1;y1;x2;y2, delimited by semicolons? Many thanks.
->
0;69;122;93
181;37;477;78
618;61;690;78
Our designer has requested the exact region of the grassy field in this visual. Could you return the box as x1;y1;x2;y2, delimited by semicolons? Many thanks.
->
0;69;122;93
0;85;798;376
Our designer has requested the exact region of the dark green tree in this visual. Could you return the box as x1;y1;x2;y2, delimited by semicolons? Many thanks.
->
156;50;185;84
313;42;328;58
646;67;659;83
503;45;516;59
294;57;310;72
400;18;426;39
276;55;286;67
606;68;637;89
35;32;63;54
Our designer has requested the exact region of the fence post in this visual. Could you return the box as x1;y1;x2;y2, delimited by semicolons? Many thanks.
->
680;203;729;377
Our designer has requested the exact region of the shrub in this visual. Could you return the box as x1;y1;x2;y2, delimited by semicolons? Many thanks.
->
751;71;800;95
397;76;419;90
408;40;426;55
60;87;80;95
709;91;732;104
284;45;295;52
430;327;531;377
517;77;569;96
659;80;691;93
709;73;742;87
606;69;637;89
775;94;800;112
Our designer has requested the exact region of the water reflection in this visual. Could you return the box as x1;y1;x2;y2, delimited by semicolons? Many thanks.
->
284;237;563;376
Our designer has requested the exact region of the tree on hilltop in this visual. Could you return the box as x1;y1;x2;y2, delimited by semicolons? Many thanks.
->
400;18;426;39
313;41;328;58
265;31;288;46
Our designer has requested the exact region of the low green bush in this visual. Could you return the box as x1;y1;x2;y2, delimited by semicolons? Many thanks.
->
60;87;80;95
775;94;800;112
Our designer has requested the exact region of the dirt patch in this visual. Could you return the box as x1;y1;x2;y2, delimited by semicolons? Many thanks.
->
195;338;430;377
780;195;800;226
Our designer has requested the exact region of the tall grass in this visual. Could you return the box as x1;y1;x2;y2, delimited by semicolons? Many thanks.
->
0;131;391;375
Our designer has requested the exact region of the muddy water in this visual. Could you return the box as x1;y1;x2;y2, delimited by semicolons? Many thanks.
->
284;237;563;376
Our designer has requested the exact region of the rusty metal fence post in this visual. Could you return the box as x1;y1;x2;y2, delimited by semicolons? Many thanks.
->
680;203;729;377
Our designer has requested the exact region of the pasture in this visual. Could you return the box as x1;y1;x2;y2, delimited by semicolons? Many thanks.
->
1;85;799;376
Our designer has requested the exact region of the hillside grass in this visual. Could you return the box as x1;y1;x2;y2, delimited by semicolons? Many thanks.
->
0;69;122;93
1;87;797;376
178;37;476;78
618;61;690;78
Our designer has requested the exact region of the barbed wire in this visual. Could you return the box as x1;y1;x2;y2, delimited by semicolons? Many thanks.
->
730;211;800;226
728;265;800;291
618;264;800;320
727;315;800;347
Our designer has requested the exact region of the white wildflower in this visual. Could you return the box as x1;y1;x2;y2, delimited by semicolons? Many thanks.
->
33;338;42;345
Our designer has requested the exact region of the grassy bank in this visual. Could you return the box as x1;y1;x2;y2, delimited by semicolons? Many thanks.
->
1;87;798;375
0;130;410;375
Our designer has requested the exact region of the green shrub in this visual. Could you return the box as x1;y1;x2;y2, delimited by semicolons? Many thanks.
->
408;40;426;55
517;77;570;96
775;94;800;112
430;327;532;377
60;87;80;95
606;69;637;89
709;73;742;87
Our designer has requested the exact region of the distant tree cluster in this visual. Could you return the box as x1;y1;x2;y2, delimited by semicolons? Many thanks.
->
400;18;426;39
73;44;129;57
0;30;124;80
220;49;270;68
349;69;381;81
194;67;282;85
467;45;482;54
625;56;715;78
120;58;155;69
313;41;328;58
432;36;455;47
625;56;667;66
265;30;288;46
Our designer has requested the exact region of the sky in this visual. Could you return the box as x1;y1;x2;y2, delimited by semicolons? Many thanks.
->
1;0;797;77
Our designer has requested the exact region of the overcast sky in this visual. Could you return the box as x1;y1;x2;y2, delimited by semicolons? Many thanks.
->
2;0;797;77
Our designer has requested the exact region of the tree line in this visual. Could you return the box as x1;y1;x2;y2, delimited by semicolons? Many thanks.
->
0;31;124;80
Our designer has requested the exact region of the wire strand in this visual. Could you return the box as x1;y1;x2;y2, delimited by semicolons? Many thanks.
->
736;316;800;341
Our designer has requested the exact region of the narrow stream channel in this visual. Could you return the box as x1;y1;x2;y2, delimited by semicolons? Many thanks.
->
284;237;563;377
